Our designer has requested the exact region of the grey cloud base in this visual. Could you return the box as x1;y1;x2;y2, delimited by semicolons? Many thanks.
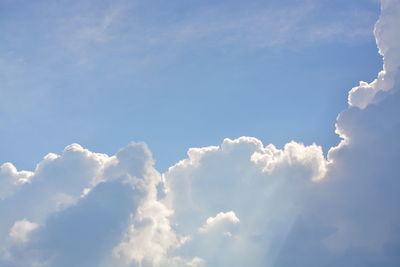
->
1;0;400;266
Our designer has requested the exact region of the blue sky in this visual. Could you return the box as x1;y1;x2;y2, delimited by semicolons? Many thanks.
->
0;0;381;172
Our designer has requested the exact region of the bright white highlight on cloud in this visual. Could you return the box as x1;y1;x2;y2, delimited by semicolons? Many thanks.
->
0;163;33;199
0;0;399;266
348;0;400;109
251;141;327;181
198;211;240;233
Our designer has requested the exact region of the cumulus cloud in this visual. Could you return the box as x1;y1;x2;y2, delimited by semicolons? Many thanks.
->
198;211;240;233
164;0;400;265
0;142;197;267
348;0;400;109
164;137;327;266
0;0;399;266
0;135;329;266
281;2;400;264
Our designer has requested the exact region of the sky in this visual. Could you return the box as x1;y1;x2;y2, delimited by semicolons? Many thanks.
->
1;0;400;267
0;0;382;172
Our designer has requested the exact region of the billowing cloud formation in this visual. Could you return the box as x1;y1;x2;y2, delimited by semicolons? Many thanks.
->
348;0;400;109
0;143;194;267
165;1;400;266
164;137;327;266
1;0;399;266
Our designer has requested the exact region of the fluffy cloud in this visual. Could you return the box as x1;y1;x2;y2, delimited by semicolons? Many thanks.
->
164;137;327;266
164;0;400;265
0;0;399;266
198;211;240;234
280;2;400;264
0;132;329;267
348;0;400;109
0;163;33;200
0;142;196;267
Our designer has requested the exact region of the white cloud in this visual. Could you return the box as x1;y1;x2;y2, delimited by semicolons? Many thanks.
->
164;137;327;266
0;142;194;267
348;0;400;109
251;141;327;181
198;211;240;233
163;1;400;265
0;163;33;199
112;193;178;266
9;220;38;244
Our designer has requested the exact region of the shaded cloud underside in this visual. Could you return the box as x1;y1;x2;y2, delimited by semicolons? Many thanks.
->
1;0;400;266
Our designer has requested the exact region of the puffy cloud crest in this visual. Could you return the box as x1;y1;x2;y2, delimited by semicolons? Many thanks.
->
198;211;240;233
0;163;33;199
348;0;400;109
